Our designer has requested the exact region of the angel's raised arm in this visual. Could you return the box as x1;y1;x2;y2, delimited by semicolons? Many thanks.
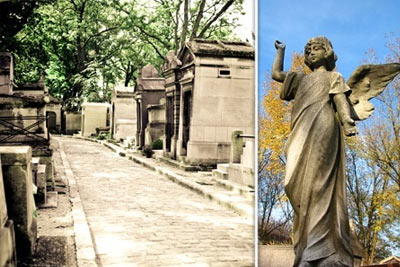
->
272;40;288;83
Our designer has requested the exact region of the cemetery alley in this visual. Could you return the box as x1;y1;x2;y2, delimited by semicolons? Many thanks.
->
34;136;254;266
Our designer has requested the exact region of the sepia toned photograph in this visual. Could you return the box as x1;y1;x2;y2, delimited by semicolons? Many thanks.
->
0;0;255;266
258;1;400;267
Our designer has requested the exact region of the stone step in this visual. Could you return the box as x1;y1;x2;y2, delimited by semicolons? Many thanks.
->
211;169;228;180
212;177;254;200
216;163;229;172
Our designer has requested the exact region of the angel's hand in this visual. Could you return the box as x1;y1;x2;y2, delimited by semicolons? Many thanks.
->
343;118;357;136
275;40;286;50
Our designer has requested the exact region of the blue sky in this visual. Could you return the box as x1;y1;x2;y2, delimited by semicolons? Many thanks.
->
258;0;400;99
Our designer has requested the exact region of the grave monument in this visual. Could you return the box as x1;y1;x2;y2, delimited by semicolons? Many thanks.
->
110;85;136;141
163;39;254;166
134;64;165;149
272;37;400;266
81;102;110;137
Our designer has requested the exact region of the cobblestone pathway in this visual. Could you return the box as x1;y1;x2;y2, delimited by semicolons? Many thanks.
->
57;137;254;267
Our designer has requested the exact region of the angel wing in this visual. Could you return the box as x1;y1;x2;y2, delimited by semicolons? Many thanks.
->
347;63;400;120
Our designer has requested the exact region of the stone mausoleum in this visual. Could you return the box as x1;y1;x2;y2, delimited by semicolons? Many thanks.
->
134;64;165;149
163;39;255;166
80;102;110;137
110;85;136;141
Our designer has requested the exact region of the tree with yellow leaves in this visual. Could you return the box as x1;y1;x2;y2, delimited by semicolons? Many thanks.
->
258;52;310;243
345;36;400;263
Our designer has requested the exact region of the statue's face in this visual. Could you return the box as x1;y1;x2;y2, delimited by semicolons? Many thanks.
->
305;43;326;69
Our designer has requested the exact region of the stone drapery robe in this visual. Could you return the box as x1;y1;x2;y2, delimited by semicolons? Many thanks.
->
281;71;354;266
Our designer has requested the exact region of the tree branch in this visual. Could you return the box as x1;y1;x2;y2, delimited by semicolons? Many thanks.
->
197;0;234;39
190;0;206;40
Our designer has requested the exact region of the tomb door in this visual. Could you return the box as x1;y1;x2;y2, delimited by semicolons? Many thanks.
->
111;103;115;137
46;111;57;133
136;100;142;147
166;96;174;151
182;91;192;150
106;107;110;127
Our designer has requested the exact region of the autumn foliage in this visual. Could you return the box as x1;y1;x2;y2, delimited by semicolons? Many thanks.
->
258;52;310;243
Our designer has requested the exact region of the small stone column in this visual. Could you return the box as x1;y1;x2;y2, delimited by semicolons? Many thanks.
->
0;53;13;95
230;130;244;163
0;146;37;259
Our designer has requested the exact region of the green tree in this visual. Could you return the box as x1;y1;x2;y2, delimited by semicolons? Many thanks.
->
9;0;244;110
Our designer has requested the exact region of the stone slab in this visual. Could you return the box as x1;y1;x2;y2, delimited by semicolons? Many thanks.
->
0;220;17;267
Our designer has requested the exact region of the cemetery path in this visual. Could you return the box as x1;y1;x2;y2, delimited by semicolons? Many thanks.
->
56;136;254;267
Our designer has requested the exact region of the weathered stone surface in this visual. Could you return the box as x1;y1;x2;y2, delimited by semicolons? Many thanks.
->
0;146;32;165
0;146;37;258
0;220;17;267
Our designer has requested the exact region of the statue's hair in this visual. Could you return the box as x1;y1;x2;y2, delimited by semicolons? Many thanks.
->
304;36;337;71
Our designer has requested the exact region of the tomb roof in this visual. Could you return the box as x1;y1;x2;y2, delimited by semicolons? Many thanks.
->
0;93;47;108
182;39;254;59
141;64;159;78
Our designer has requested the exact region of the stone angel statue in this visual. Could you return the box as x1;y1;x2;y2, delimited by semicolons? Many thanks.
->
271;36;400;267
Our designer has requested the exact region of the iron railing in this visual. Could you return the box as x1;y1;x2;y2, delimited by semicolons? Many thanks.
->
0;115;49;145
